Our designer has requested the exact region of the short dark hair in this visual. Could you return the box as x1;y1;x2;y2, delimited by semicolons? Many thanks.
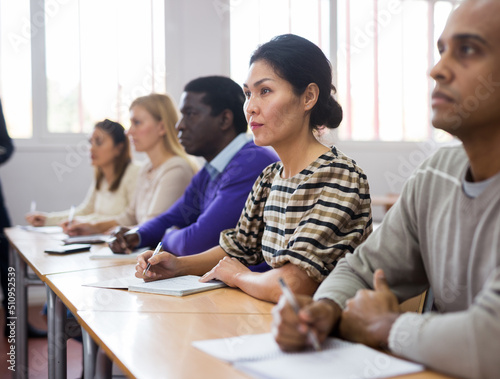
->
250;34;343;130
184;76;247;134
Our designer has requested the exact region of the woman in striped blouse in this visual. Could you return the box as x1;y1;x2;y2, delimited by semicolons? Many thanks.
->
135;34;372;303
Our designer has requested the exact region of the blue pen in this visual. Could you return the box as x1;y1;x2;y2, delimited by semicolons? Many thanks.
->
143;242;162;277
278;277;321;351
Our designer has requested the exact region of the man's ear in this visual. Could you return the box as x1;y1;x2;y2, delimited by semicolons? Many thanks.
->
303;83;319;111
220;109;234;131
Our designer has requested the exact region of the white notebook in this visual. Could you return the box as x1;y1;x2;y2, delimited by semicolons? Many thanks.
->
193;333;424;379
128;275;227;296
89;245;149;261
63;234;110;245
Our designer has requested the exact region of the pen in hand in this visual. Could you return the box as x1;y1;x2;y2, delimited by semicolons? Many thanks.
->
30;200;36;214
67;205;75;228
143;242;162;277
278;277;321;351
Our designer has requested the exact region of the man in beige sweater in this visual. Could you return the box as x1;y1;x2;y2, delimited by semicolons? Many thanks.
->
272;1;500;378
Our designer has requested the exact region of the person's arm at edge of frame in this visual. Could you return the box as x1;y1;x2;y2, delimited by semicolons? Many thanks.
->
0;98;14;165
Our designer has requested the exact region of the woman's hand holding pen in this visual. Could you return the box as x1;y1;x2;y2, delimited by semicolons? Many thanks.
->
135;249;179;281
272;295;341;352
62;221;95;236
25;212;46;226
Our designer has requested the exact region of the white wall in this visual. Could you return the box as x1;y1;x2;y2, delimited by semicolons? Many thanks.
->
164;0;230;102
1;144;93;225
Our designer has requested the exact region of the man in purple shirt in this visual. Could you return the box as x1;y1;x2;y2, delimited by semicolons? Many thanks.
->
110;76;278;270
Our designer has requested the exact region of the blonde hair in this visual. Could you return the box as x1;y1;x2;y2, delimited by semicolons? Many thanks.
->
130;93;198;173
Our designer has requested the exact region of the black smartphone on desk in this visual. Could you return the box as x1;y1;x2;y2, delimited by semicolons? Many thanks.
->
44;244;91;255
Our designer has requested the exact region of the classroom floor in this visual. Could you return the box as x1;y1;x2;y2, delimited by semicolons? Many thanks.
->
0;304;83;379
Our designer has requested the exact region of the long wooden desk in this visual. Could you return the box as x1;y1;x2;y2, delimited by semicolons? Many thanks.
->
76;311;454;379
5;227;131;379
7;227;457;379
44;264;273;378
77;312;274;379
45;264;273;315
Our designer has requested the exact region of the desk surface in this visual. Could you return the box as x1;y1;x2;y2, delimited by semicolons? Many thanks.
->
9;226;456;379
77;311;454;379
5;227;131;279
5;225;67;241
78;311;273;379
45;264;273;315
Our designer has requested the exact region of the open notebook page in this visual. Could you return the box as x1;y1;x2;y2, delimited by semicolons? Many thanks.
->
193;333;424;379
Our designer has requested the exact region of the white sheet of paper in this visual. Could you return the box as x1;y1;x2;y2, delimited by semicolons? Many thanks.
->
193;333;424;379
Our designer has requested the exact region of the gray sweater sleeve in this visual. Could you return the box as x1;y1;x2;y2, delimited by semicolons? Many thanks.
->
389;267;500;379
314;147;500;379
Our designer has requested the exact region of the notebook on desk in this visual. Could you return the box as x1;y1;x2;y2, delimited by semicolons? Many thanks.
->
128;275;227;296
85;275;226;297
63;234;110;245
193;333;424;379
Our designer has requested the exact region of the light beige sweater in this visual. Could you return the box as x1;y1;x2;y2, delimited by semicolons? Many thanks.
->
114;156;195;226
45;163;140;225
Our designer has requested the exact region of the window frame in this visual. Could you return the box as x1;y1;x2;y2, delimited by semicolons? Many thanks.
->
10;0;167;148
331;0;459;142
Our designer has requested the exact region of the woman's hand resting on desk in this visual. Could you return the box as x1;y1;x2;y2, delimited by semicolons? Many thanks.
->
135;250;180;281
199;256;251;287
25;212;46;226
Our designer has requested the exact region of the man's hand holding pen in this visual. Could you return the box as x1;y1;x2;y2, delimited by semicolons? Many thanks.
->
108;226;140;254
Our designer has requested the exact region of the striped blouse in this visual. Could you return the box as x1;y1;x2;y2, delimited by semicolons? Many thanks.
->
219;147;373;283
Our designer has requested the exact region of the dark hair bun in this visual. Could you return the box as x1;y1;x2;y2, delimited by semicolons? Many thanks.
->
324;95;343;129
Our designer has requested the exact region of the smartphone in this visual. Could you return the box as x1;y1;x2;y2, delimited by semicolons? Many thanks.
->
44;244;91;255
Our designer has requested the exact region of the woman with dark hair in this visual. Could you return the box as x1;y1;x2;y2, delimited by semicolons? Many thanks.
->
26;119;140;228
135;34;372;303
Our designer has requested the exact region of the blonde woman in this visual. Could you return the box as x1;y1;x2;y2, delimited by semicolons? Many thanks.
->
68;94;197;235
